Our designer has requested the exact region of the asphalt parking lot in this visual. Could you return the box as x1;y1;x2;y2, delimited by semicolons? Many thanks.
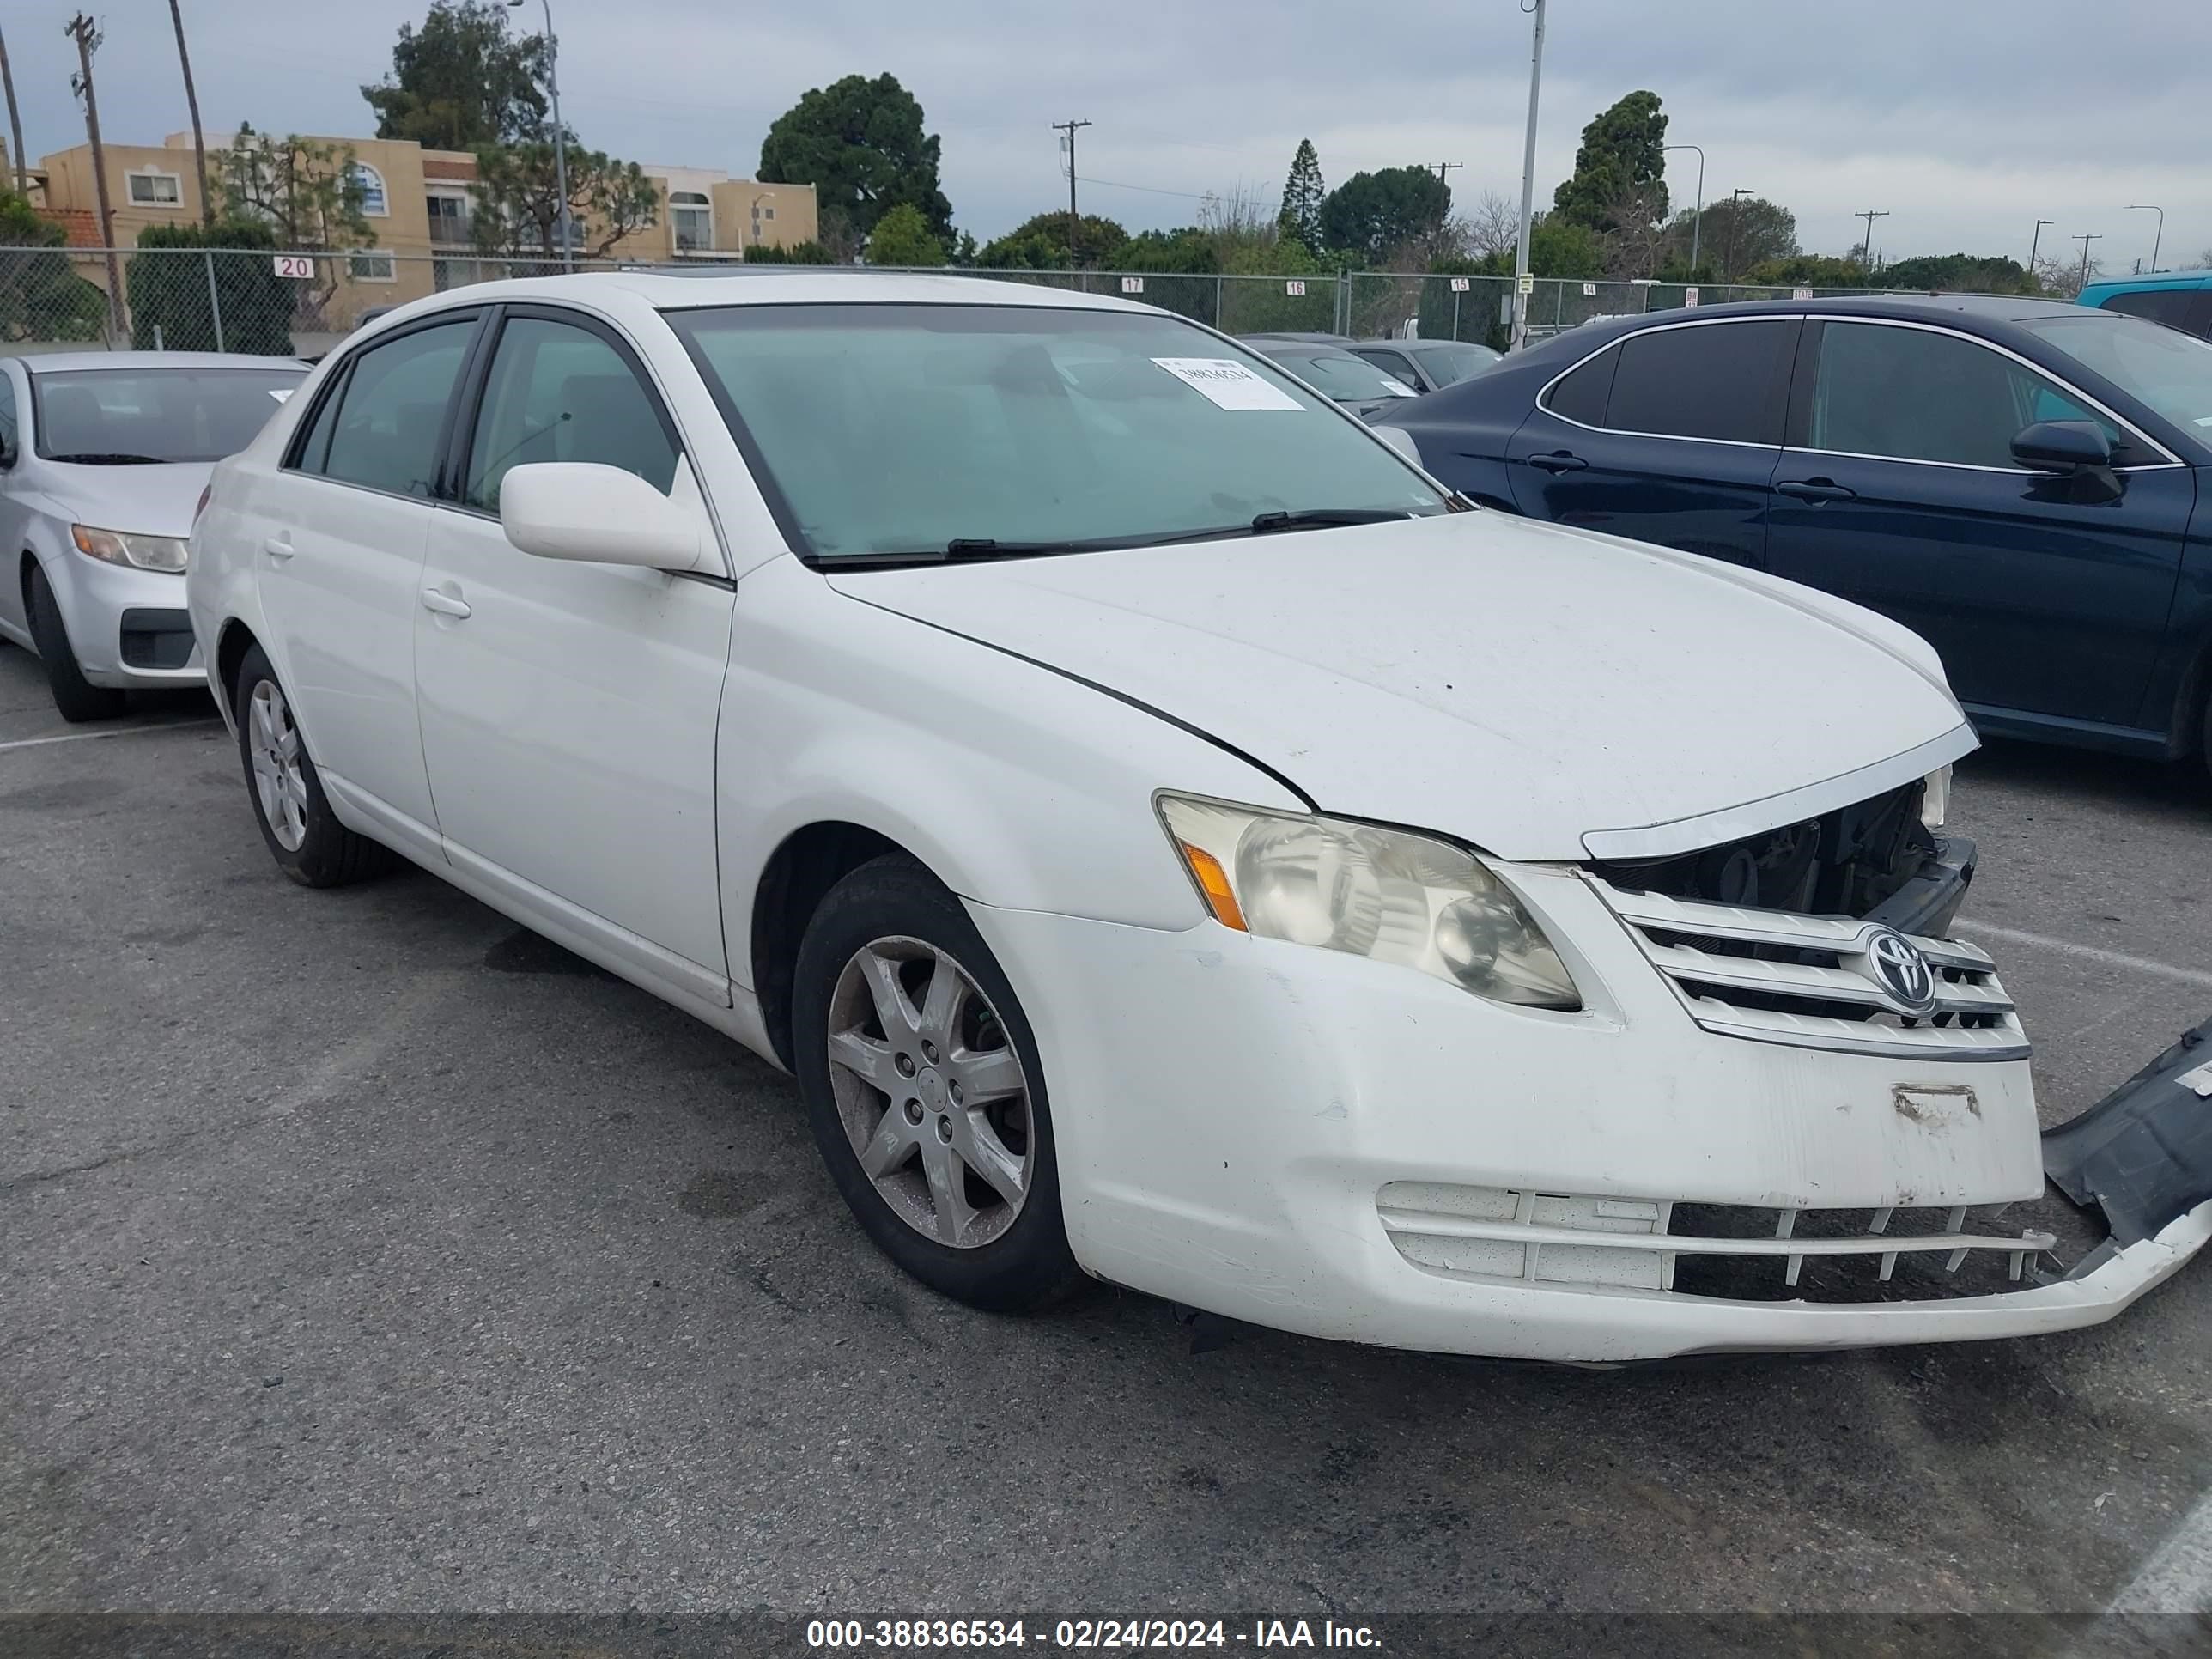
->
3;641;2210;1629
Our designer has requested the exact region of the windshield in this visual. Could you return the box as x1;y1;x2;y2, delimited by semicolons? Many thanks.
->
32;365;305;464
2016;313;2212;438
1413;341;1501;387
1260;347;1418;403
671;304;1446;562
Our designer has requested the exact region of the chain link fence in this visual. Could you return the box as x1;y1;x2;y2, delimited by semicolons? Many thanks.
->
1;245;1911;361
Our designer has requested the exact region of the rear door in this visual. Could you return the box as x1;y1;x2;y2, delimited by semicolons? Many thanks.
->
249;310;484;836
412;304;736;997
1765;317;2192;728
1504;316;1799;568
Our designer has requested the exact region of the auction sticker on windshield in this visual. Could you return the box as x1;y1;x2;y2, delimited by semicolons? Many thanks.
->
1152;358;1305;411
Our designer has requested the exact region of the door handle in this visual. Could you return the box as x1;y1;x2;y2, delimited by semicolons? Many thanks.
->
1528;452;1589;474
1776;479;1857;503
261;535;295;560
420;586;471;619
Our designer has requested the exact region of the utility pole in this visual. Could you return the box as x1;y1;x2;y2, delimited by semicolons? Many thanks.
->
0;23;27;198
167;0;212;225
2125;204;2164;274
2073;233;2101;292
1720;187;1753;283
2027;218;2052;281
1854;208;1889;269
1509;0;1546;351
64;13;125;342
1664;143;1704;275
1424;161;1463;185
1052;118;1091;265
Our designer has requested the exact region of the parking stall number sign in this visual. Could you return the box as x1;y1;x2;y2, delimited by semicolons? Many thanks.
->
1582;283;1597;296
1792;287;1815;300
1152;358;1304;412
1285;279;1305;296
1683;285;1701;307
1120;276;1144;295
272;255;316;280
1449;276;1470;292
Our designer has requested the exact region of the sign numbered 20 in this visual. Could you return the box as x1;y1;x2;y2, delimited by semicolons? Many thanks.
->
272;255;316;281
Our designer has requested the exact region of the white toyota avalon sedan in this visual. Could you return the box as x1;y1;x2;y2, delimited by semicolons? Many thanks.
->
185;271;2212;1363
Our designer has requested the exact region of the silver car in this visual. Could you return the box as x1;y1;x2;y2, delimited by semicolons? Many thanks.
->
0;351;307;720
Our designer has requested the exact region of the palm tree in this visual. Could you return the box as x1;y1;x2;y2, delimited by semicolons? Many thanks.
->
167;1;212;223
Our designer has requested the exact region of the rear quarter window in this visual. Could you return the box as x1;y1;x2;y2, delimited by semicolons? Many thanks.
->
1542;345;1617;425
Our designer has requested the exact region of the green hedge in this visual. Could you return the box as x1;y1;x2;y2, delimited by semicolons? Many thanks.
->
126;221;296;354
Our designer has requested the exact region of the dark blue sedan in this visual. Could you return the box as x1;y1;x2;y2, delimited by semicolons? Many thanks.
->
1376;296;2212;776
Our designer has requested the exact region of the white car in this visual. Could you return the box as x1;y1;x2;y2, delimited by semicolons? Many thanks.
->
185;272;2212;1363
0;351;307;720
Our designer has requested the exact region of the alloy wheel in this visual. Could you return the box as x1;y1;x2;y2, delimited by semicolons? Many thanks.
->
246;678;309;852
825;935;1035;1249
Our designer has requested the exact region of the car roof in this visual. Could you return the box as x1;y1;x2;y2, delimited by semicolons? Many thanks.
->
2081;270;2211;295
1239;331;1352;343
15;350;309;374
380;269;1162;320
1357;337;1494;354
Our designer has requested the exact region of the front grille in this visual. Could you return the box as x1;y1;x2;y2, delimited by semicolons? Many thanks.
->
1586;877;2029;1061
1376;1182;2092;1304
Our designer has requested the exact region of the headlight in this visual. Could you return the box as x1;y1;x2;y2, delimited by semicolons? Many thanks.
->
1921;763;1952;830
1156;793;1581;1010
71;524;187;574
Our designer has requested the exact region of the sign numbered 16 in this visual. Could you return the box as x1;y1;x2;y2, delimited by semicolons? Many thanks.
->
272;255;316;280
1284;279;1305;297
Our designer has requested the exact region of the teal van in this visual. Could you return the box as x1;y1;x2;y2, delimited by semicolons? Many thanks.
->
2078;270;2212;337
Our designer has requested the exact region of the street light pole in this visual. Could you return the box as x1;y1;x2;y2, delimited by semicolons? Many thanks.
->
1509;0;1546;351
510;0;569;270
2027;218;2052;279
1664;143;1703;276
2073;233;2102;292
2125;204;2164;274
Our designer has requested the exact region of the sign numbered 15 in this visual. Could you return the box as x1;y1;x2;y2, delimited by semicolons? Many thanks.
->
272;255;316;280
1449;276;1470;292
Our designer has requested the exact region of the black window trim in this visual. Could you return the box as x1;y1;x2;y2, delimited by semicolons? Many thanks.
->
438;301;689;526
279;307;491;504
1782;313;2183;475
1352;347;1424;387
1532;314;1798;449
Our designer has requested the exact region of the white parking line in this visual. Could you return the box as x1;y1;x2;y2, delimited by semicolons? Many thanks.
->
1969;922;2212;992
2108;1491;2212;1613
0;719;220;754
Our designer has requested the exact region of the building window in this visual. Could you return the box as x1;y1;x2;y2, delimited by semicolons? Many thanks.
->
671;191;713;252
426;193;470;241
349;251;397;283
126;170;183;207
350;162;389;217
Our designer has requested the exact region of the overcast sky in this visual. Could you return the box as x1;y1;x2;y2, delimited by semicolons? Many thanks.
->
7;0;2207;271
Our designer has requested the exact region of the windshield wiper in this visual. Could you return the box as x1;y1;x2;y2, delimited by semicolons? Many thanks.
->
1249;508;1414;533
46;452;170;465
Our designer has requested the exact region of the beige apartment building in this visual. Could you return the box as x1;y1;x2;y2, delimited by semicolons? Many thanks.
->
24;130;819;328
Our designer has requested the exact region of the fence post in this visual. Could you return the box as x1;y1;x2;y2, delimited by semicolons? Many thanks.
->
204;250;226;353
1214;274;1224;330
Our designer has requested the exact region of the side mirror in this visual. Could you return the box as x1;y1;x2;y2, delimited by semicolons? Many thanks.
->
499;461;707;570
2012;420;2112;473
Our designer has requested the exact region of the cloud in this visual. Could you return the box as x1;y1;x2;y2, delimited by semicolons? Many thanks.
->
8;0;2205;267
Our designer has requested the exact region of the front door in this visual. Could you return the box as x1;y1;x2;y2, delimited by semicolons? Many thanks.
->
412;307;735;994
1765;319;2191;728
1504;316;1799;569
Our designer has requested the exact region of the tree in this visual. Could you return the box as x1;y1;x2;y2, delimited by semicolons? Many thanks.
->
470;137;658;259
1317;167;1451;264
126;218;293;353
1878;252;2036;295
1552;91;1668;231
758;73;951;245
1665;196;1796;282
975;210;1127;270
0;191;106;344
218;125;377;312
1460;190;1519;262
362;0;548;149
1277;138;1323;252
1106;227;1219;274
866;203;945;267
1744;252;1873;289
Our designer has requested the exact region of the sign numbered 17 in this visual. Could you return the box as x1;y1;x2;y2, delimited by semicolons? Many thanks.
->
272;255;316;280
1120;276;1144;295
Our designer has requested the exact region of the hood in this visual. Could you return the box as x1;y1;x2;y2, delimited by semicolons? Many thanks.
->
38;461;214;540
827;512;1972;862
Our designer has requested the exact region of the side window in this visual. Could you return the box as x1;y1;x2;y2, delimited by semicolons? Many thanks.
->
1543;345;1617;425
1604;320;1796;443
2100;289;2199;331
313;319;477;496
1355;349;1419;382
1809;321;2122;470
0;372;17;463
463;315;679;513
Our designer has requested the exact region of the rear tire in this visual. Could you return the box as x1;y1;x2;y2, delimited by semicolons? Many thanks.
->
26;563;127;723
231;643;392;887
793;854;1079;1313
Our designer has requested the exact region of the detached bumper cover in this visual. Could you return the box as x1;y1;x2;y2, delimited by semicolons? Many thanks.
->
2046;1019;2212;1247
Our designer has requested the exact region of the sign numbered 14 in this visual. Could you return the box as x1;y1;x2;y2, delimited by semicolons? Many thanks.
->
272;255;316;280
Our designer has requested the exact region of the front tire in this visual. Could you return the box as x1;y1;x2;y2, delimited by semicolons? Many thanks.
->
793;854;1079;1313
26;562;126;723
231;643;392;887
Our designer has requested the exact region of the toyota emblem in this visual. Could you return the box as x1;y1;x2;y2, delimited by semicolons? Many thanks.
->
1865;928;1937;1014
